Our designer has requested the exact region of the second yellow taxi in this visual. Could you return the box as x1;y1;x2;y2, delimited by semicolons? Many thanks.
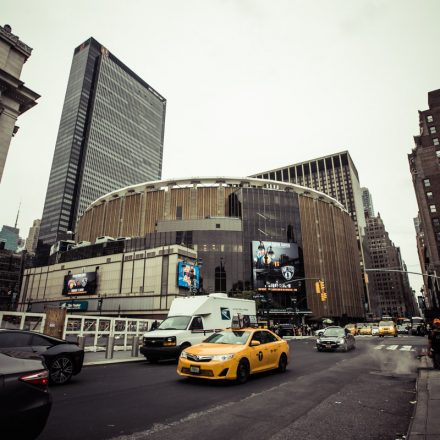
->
177;328;289;384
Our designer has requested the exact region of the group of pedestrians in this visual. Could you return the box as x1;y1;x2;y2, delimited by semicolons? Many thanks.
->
428;318;440;369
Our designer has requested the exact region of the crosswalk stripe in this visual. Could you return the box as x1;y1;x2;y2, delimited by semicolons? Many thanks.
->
374;344;415;351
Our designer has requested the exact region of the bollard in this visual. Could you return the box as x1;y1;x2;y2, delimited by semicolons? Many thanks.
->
77;335;86;350
131;336;139;357
105;336;115;359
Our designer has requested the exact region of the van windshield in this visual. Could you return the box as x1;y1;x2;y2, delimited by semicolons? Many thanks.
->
157;316;191;330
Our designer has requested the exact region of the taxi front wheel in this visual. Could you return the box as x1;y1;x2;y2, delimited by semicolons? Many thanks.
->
236;359;250;384
278;354;288;373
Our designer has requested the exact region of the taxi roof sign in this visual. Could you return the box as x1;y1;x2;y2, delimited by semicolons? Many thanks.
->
231;314;258;329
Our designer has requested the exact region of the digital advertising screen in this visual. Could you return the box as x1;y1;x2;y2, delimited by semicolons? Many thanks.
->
62;272;97;296
177;262;200;289
252;240;308;313
252;241;301;291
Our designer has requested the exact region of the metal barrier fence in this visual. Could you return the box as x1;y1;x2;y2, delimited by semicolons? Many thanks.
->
0;311;46;332
63;315;156;352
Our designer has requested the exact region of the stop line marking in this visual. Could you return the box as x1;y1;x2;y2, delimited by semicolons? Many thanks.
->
374;344;414;351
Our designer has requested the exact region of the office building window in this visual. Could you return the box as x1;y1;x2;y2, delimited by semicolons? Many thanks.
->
433;218;440;227
434;138;440;146
430;126;437;134
424;179;431;187
427;115;434;123
427;192;433;199
437;232;440;242
430;204;437;213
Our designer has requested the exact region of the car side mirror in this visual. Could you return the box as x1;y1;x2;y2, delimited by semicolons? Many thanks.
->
250;340;261;347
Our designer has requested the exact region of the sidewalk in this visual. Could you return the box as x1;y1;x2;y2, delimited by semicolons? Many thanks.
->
84;349;145;366
407;356;440;439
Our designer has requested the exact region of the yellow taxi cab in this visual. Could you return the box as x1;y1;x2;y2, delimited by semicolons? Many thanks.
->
378;320;397;337
358;323;373;336
177;327;289;384
344;324;357;336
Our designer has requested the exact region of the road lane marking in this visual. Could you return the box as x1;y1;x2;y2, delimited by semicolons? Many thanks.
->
386;345;398;350
374;345;386;350
399;346;413;351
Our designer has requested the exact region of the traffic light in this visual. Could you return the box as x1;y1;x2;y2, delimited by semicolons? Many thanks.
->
320;292;327;302
315;279;326;294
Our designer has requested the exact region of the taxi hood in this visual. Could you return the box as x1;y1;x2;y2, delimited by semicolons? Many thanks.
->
186;343;246;355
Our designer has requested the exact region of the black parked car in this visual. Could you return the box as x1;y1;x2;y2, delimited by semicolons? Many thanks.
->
276;324;295;337
316;326;356;352
0;351;52;439
0;329;84;385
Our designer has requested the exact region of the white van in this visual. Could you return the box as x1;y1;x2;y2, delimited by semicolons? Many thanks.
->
140;293;256;362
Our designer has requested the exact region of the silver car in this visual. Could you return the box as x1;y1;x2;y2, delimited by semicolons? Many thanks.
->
316;326;356;352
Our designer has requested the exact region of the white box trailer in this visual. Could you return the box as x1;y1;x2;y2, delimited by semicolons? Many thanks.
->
140;293;256;362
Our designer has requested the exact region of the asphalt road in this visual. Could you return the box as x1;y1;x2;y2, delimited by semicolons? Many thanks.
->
39;335;427;440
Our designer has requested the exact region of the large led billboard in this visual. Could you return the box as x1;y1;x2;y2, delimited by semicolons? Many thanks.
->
252;240;308;313
177;262;200;290
252;241;302;291
62;272;97;296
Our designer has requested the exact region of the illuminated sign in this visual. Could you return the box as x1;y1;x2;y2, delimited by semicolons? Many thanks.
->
62;272;97;296
252;241;301;292
177;262;200;290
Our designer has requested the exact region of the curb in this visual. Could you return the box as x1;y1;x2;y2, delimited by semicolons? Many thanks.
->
84;357;145;366
406;356;430;440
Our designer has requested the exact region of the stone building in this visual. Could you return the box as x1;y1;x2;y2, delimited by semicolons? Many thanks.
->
0;24;39;182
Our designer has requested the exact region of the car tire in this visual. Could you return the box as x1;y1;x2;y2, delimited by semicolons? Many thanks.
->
147;355;159;364
317;347;323;352
343;343;348;352
394;334;398;338
236;359;250;384
49;355;74;385
278;353;288;373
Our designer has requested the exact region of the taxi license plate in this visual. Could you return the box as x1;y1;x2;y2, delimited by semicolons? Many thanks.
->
190;366;200;374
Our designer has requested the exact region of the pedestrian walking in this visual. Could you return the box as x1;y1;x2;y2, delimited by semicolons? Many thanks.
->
428;318;440;369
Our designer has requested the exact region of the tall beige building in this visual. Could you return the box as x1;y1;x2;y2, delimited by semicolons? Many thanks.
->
0;24;39;182
25;219;41;254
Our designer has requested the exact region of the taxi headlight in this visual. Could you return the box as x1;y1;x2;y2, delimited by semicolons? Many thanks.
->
338;338;345;344
212;354;234;361
180;351;188;359
317;338;321;344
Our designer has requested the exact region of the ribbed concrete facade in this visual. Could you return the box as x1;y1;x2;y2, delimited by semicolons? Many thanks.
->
75;177;365;320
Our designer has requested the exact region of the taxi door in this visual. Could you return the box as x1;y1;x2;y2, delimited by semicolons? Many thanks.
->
249;331;271;373
261;330;281;368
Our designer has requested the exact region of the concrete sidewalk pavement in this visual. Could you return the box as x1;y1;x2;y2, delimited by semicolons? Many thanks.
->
407;356;440;439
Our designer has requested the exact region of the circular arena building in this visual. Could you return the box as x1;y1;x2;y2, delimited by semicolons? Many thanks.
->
74;177;365;321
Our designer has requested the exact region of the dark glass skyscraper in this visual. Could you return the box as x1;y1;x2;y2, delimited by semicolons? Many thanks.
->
38;38;166;251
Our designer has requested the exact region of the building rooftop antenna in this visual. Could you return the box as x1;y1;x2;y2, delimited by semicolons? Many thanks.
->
14;201;21;229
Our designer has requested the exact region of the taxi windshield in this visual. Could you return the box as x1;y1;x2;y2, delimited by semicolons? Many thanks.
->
379;321;394;326
204;331;251;345
157;316;191;330
322;328;345;337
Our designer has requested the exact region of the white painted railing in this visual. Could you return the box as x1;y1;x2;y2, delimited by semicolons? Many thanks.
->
0;311;46;332
63;315;157;351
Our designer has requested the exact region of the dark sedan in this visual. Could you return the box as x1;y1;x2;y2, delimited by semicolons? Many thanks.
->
316;326;356;352
0;351;52;439
0;329;84;385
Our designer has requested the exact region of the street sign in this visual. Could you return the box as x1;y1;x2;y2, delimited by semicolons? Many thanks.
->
59;301;88;311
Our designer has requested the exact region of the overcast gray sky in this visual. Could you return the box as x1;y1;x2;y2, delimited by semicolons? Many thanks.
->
1;0;439;291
